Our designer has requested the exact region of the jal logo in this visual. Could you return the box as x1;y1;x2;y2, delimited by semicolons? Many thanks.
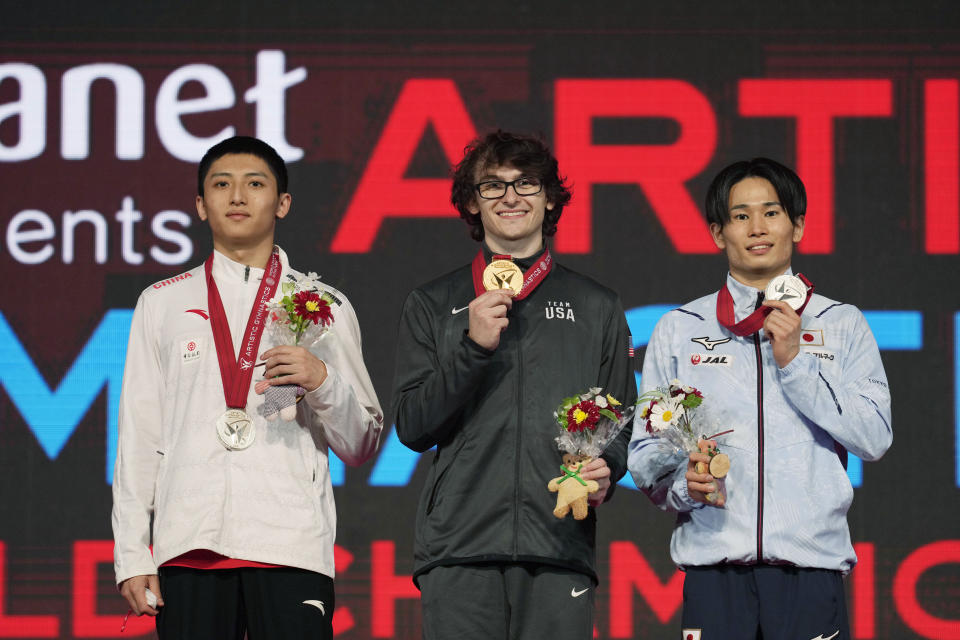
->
544;300;575;322
690;353;733;366
181;338;202;364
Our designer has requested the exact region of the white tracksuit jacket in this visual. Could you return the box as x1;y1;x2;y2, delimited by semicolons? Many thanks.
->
628;271;892;573
112;248;383;584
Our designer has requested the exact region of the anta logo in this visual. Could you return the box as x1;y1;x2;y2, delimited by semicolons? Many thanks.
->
544;300;575;322
153;272;193;289
691;353;732;366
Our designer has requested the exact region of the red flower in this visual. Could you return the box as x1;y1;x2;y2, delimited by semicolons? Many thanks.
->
566;401;600;433
293;291;333;327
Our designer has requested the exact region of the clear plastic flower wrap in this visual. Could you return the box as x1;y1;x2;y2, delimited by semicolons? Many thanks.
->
637;379;732;504
256;272;337;422
554;387;636;458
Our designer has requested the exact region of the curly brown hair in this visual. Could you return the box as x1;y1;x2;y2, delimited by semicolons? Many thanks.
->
450;131;572;241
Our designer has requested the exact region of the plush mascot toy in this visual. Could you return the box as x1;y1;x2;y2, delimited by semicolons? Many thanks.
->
255;380;305;422
547;453;599;520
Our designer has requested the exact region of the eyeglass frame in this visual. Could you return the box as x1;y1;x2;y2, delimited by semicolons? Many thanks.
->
474;176;544;200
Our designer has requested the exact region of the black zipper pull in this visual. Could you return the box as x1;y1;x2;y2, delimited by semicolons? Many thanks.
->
244;265;250;283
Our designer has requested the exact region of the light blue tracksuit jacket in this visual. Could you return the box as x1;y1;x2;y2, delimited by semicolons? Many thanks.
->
627;272;892;573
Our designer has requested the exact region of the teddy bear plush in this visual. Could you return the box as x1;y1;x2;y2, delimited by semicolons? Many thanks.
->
547;453;599;520
255;380;305;421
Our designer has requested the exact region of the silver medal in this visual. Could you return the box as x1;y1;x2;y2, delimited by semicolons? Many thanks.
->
765;274;807;310
216;408;255;450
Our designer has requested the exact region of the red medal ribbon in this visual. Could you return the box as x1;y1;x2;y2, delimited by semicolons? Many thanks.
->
716;273;814;337
205;251;282;409
471;247;553;300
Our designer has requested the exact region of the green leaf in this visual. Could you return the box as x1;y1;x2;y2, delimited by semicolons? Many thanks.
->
599;408;620;423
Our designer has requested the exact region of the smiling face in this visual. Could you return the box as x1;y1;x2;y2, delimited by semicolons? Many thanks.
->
467;164;554;258
196;153;291;259
710;176;804;289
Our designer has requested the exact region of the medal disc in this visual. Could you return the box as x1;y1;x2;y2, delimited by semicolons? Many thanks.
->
765;274;807;310
216;408;255;450
709;453;730;478
482;259;524;295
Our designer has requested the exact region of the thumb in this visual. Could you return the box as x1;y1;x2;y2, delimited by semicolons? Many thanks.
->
147;575;164;606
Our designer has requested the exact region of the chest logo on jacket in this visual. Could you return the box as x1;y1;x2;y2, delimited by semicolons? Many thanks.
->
690;336;730;350
544;300;575;322
690;353;732;366
185;308;209;320
181;338;202;364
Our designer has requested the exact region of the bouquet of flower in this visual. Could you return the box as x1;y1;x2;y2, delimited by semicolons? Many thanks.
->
637;379;731;503
256;272;337;421
547;388;636;520
554;387;633;458
266;272;336;347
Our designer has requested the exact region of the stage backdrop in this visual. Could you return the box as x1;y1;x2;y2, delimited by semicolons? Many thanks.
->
0;4;957;639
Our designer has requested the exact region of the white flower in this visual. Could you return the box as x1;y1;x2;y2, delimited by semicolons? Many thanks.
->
595;395;608;408
649;398;684;431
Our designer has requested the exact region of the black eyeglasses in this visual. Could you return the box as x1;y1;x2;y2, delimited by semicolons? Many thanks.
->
475;176;543;199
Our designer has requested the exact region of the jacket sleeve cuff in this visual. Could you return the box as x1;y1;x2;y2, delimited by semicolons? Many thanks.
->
303;363;343;409
461;330;496;357
778;349;817;379
671;460;704;510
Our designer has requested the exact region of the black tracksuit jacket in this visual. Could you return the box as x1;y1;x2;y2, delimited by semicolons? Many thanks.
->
393;246;637;586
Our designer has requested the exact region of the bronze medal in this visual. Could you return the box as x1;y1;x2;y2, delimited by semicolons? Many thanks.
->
482;259;524;295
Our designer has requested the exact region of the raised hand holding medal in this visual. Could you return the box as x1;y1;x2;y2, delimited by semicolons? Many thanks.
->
466;249;554;350
761;273;808;368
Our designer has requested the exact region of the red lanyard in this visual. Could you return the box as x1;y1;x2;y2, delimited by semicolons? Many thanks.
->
716;273;814;337
204;251;282;408
471;247;553;300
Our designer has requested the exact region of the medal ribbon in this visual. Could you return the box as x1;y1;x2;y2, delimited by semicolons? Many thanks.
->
471;247;553;300
716;273;814;337
205;251;282;409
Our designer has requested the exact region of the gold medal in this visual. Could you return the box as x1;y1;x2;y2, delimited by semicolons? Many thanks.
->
482;260;524;295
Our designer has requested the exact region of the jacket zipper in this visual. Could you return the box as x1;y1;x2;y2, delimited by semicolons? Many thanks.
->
513;325;523;557
753;292;765;562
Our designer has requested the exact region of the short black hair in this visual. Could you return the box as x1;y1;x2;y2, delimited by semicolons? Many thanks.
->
197;136;288;196
704;157;806;228
451;130;572;242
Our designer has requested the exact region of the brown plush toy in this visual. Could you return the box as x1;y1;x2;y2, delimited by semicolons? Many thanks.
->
548;453;599;520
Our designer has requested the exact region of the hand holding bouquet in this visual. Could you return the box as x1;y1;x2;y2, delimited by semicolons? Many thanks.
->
637;379;731;504
548;388;635;520
256;273;337;421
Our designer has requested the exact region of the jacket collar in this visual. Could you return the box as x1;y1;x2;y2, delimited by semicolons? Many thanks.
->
724;267;794;322
481;241;548;271
211;246;290;284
